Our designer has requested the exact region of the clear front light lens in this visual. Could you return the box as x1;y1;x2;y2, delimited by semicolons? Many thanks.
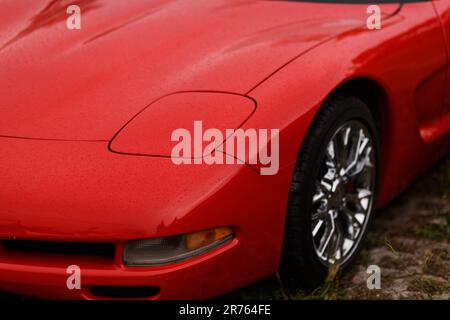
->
123;227;234;266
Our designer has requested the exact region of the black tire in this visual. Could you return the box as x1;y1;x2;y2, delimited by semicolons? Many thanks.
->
279;95;379;289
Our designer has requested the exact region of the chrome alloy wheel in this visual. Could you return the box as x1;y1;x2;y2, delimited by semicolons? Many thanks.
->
311;120;376;266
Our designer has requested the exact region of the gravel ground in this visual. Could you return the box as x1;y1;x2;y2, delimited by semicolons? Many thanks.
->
1;156;448;300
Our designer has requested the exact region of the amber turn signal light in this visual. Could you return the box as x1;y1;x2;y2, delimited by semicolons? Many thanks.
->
186;227;234;251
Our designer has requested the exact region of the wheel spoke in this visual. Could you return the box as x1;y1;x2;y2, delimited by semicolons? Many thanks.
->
343;129;369;176
325;142;337;168
349;147;373;179
318;211;336;256
332;220;346;262
318;179;332;194
346;189;372;211
342;126;352;146
313;191;326;204
312;219;324;237
342;238;355;256
332;133;347;168
342;206;363;230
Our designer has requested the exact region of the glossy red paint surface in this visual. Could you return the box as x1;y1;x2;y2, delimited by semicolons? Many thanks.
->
0;0;449;299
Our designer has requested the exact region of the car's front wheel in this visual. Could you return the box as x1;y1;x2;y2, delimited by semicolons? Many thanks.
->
280;95;379;289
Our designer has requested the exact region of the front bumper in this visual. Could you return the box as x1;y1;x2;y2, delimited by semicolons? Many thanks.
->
0;137;292;299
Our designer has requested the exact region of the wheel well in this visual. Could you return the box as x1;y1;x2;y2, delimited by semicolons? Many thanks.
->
328;78;389;134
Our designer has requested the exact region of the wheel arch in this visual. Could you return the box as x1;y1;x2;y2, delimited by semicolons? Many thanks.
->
322;77;392;205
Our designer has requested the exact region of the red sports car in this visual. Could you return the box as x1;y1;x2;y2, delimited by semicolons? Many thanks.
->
0;0;449;300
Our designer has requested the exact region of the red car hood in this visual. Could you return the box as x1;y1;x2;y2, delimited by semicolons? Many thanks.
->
0;0;399;140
